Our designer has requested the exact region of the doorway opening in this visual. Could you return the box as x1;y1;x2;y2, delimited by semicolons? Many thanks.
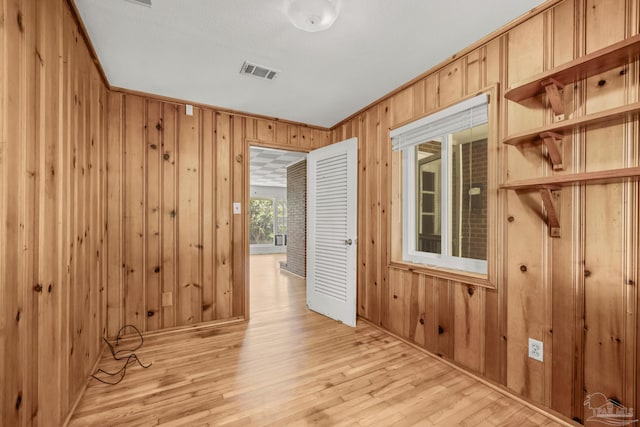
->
248;146;307;315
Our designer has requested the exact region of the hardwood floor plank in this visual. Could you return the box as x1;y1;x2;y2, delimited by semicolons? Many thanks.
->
69;254;569;427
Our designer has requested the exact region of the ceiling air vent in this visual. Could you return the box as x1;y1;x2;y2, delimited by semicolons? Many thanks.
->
240;62;279;81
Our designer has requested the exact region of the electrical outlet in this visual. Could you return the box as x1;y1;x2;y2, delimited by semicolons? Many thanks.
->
528;338;543;362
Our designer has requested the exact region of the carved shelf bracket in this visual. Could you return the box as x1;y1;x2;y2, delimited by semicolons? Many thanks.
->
539;132;564;171
501;168;640;238
541;78;565;120
539;187;561;238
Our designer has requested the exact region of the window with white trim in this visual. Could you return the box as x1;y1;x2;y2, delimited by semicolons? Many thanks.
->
391;94;489;274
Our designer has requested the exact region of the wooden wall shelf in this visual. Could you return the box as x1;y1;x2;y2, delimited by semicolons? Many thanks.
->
500;167;640;190
503;101;640;146
501;167;640;237
505;34;640;102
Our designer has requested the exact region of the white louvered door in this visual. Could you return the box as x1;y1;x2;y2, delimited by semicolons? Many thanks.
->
307;137;358;327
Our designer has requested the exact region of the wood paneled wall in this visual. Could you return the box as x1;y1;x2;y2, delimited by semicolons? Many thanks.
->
106;91;330;336
0;0;108;425
333;0;639;422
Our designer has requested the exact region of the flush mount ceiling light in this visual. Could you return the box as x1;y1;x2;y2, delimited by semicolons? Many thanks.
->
285;0;341;32
125;0;152;7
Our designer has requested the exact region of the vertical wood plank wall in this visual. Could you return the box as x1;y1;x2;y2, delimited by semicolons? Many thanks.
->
333;0;639;422
0;0;108;426
105;91;331;336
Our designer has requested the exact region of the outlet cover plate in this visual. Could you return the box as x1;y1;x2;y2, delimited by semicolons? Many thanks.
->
528;338;543;362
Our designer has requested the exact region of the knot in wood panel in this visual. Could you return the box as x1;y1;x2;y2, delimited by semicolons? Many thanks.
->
17;12;24;33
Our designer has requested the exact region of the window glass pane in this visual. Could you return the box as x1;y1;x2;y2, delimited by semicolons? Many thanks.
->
276;199;287;235
449;123;488;261
415;139;442;254
249;197;274;244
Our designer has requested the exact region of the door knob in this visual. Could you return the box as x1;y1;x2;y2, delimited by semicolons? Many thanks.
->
345;239;353;246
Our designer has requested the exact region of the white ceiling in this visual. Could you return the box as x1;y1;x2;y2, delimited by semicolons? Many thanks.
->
250;147;306;187
75;0;546;128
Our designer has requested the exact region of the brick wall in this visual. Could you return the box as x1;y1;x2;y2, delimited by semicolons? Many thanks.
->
283;160;307;277
460;139;487;260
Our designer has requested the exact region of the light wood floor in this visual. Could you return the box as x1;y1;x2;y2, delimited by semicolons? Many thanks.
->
69;254;566;426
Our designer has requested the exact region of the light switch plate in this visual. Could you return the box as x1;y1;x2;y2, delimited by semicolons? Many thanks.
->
233;202;241;214
161;292;173;307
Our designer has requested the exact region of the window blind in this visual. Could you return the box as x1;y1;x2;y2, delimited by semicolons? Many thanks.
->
390;93;488;151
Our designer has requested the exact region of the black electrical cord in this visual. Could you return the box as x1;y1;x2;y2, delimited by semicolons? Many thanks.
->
91;324;152;385
91;353;152;385
104;324;145;360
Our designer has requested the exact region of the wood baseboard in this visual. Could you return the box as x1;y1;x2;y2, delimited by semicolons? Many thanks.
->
359;317;581;427
107;317;246;341
62;343;106;427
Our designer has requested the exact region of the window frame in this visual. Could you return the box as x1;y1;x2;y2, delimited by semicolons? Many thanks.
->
388;87;499;286
402;131;487;274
